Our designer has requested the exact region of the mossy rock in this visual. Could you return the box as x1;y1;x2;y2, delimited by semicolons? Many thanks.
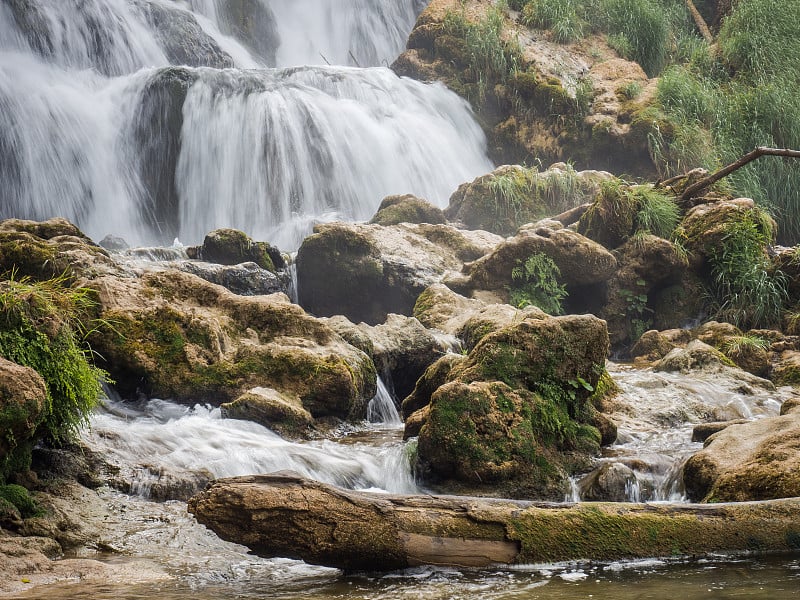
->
416;380;570;499
401;353;465;420
0;231;67;280
221;387;314;437
576;181;641;249
200;228;282;271
0;358;48;477
369;194;446;226
0;483;39;518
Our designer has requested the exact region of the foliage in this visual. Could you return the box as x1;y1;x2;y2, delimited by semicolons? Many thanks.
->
0;274;107;458
443;1;522;99
509;252;567;315
634;187;680;239
0;483;40;518
706;209;788;329
521;0;584;43
719;334;769;356
619;278;652;342
598;0;669;76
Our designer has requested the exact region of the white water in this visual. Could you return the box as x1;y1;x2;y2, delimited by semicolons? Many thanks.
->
85;395;418;498
571;363;793;502
367;377;403;426
0;0;493;249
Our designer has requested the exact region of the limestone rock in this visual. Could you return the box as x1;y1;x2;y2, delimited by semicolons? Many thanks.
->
683;406;800;502
221;387;314;436
88;269;376;423
772;350;800;387
630;330;676;363
370;194;446;226
296;221;500;324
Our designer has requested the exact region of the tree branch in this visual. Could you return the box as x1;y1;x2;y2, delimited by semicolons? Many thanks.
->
686;0;714;43
681;147;800;203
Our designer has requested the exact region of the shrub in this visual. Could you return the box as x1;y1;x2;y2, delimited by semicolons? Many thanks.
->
509;252;567;315
706;209;788;329
0;274;107;452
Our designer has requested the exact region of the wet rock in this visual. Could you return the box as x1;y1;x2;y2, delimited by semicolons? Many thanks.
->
580;463;643;502
221;387;314;437
630;330;676;363
655;340;734;374
683;407;800;502
99;234;129;251
401;353;466;420
296;222;500;324
198;228;284;272
370;194;446;226
176;260;289;296
691;420;749;443
135;0;235;68
215;0;280;66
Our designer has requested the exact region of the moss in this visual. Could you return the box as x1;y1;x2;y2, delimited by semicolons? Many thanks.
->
0;232;67;281
0;483;39;518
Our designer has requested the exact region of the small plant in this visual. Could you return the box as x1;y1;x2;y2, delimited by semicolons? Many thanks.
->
720;334;770;355
509;252;567;315
619;279;652;341
619;81;643;100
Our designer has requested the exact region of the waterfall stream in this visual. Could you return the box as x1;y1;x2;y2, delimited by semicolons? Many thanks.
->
0;0;492;249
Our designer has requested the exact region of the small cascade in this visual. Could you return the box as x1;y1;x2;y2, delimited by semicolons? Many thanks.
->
366;377;404;427
84;396;419;498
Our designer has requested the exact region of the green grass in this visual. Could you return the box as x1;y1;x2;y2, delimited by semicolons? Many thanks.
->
521;0;584;43
634;187;680;239
0;273;108;480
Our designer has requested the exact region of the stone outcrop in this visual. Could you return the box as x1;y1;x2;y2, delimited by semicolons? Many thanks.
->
406;310;610;500
190;228;285;272
189;473;800;571
296;221;501;324
683;400;800;502
393;0;658;174
88;269;377;426
444;164;611;236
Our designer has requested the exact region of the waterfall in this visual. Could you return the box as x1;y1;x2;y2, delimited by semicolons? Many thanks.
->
0;0;494;250
366;377;403;426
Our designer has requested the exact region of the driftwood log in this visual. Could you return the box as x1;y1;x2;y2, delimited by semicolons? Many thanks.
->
188;473;800;572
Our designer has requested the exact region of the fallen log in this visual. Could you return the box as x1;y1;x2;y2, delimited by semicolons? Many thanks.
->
188;473;800;572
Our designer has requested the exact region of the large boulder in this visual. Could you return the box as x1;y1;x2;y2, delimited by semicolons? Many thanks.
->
88;269;376;424
461;220;617;308
683;401;800;502
0;359;48;477
410;312;610;500
296;222;501;324
445;165;610;236
194;228;284;272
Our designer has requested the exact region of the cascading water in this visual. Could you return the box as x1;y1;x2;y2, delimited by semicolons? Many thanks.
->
0;0;493;249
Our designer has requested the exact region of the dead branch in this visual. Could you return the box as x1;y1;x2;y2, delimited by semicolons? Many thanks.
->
681;147;800;203
686;0;714;43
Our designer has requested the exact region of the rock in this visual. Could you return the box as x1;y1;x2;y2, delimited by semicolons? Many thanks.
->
221;387;314;436
655;340;734;373
772;351;800;387
214;0;280;66
135;0;235;69
177;260;289;296
296;222;500;324
356;314;451;402
691;420;749;443
198;228;284;271
694;321;742;347
87;269;376;423
598;234;690;348
630;330;676;363
401;353;465;421
445;165;607;236
0;358;48;477
462;223;617;305
392;1;657;174
580;463;644;502
370;194;446;226
189;473;800;571
683;407;800;502
412;313;610;499
98;235;129;251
